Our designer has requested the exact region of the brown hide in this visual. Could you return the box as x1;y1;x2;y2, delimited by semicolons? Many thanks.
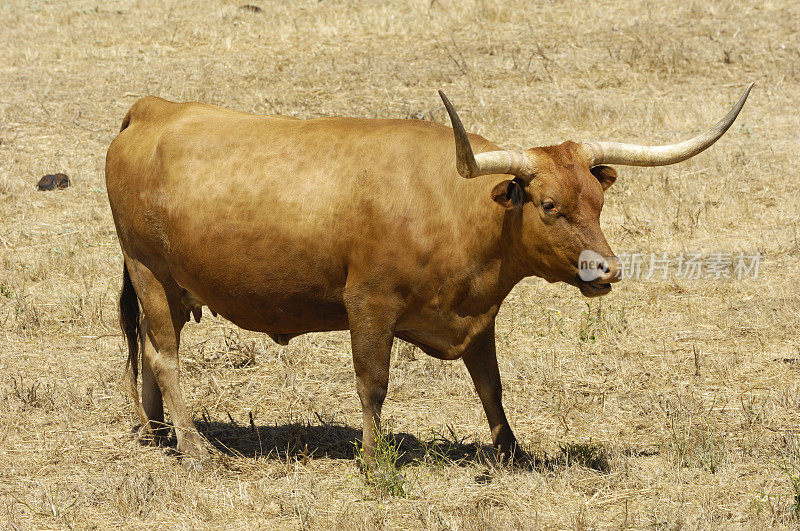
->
107;97;576;358
106;96;617;461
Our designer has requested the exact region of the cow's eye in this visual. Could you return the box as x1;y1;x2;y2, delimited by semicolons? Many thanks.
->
542;201;558;214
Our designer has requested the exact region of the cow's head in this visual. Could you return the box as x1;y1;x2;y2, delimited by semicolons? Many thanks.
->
440;85;752;297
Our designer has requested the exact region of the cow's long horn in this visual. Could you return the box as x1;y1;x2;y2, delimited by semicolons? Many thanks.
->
583;83;754;167
439;90;532;179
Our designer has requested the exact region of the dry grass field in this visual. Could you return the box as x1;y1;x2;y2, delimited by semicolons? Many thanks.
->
1;0;799;528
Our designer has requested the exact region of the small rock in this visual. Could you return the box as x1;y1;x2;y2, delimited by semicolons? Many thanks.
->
239;4;263;13
37;173;70;191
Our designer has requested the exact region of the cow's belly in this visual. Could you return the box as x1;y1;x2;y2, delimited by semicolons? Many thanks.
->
179;281;349;335
221;298;349;336
166;244;350;336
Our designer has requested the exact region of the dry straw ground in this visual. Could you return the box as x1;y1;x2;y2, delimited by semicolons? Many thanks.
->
1;0;799;528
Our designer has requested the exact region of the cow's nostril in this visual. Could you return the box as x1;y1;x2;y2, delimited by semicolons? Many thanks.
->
599;262;610;274
603;256;622;282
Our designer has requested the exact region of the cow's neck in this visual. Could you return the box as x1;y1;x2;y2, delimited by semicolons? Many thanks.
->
447;179;532;308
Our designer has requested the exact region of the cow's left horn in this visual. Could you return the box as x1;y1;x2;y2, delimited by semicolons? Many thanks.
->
439;90;533;179
583;83;754;167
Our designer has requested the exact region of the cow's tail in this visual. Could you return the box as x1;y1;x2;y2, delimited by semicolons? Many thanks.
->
120;262;147;427
119;110;132;132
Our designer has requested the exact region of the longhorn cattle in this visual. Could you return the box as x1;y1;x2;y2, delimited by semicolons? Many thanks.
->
106;84;752;462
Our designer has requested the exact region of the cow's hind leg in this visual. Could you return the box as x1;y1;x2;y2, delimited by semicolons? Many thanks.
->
139;316;168;442
124;258;211;459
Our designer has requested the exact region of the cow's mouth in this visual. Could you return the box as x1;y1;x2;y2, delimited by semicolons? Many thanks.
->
578;280;612;297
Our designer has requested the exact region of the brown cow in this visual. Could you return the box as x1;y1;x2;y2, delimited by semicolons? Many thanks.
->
106;84;752;463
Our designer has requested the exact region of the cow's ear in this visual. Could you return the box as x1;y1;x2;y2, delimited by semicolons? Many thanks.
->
591;165;617;191
491;179;524;209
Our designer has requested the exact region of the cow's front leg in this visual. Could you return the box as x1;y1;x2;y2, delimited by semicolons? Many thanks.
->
345;295;396;466
462;323;523;462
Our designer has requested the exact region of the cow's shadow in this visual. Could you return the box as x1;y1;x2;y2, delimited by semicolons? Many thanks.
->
142;417;608;472
194;417;497;467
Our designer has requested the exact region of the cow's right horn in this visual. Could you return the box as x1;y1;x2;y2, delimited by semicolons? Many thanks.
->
582;83;754;167
439;90;534;179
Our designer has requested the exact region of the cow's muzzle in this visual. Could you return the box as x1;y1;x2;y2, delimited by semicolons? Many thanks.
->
576;251;620;297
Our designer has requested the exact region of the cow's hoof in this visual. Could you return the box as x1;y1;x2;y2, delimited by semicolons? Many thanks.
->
496;442;531;468
177;431;216;460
